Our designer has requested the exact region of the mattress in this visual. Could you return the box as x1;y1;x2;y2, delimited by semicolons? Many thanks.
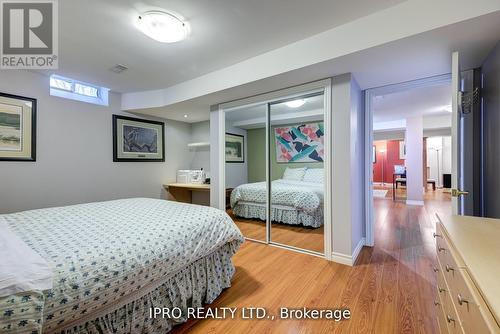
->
230;179;324;227
0;198;244;334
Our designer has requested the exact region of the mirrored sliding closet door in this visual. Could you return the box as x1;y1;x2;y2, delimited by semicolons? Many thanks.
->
269;93;325;254
225;105;267;242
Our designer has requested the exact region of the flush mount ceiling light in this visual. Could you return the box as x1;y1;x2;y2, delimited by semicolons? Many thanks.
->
136;10;189;43
285;99;306;108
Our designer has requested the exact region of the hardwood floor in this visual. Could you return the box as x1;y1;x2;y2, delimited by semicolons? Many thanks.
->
172;189;450;334
271;222;324;253
229;209;325;253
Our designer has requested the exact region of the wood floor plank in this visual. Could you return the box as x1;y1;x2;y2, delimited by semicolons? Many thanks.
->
348;247;386;334
171;188;450;334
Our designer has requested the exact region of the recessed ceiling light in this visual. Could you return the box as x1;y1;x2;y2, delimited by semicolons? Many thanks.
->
136;10;189;43
183;114;188;118
285;99;306;108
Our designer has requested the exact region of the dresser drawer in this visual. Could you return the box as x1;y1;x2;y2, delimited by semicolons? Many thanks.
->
435;224;455;270
437;265;464;334
435;221;499;333
437;297;450;334
450;269;497;334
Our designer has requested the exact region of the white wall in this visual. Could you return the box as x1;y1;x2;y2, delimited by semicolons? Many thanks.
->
426;136;451;187
189;121;210;172
331;73;366;260
427;137;442;186
441;136;452;174
423;114;452;130
188;120;211;206
0;70;192;213
209;106;221;207
350;76;366;254
405;116;424;205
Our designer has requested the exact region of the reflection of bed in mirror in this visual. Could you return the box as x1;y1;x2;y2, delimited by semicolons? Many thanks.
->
230;168;324;228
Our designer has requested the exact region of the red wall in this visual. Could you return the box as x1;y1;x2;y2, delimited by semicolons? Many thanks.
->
373;140;405;183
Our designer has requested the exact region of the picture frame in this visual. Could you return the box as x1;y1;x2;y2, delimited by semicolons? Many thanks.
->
399;141;406;159
225;133;244;163
112;115;165;162
0;92;36;161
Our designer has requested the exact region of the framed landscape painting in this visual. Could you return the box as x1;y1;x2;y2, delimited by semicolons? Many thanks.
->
275;122;324;163
0;92;36;161
113;115;164;162
225;133;244;163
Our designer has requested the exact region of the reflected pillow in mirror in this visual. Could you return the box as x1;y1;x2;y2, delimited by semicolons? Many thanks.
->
283;167;307;181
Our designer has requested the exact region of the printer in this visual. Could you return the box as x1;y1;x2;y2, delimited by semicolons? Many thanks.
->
176;169;207;184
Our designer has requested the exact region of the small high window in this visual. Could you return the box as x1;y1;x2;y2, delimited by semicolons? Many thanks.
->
49;75;109;106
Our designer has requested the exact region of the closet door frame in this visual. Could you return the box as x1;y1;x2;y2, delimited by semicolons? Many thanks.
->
219;79;332;260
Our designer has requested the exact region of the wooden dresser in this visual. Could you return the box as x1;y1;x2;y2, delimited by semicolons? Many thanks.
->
434;214;500;334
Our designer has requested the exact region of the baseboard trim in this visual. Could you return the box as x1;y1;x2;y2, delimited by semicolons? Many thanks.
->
331;237;366;266
406;200;424;206
352;237;366;264
331;252;353;266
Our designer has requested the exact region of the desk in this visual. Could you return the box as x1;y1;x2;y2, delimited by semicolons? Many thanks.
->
164;183;233;206
164;183;209;203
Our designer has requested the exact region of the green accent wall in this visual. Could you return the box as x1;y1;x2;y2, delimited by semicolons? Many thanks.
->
247;127;324;182
247;128;266;182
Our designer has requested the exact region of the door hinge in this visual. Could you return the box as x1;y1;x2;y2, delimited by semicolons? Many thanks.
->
459;87;479;115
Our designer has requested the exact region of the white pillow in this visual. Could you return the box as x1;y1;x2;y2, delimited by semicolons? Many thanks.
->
282;167;307;181
0;218;53;297
303;168;324;183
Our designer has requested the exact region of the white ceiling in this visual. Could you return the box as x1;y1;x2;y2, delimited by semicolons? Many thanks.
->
132;11;500;123
226;94;324;129
373;83;452;123
44;0;404;93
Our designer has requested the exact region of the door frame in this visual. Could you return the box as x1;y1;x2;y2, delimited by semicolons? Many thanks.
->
218;78;332;260
364;74;452;246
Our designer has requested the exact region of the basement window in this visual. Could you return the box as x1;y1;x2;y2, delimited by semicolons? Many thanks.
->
50;74;109;106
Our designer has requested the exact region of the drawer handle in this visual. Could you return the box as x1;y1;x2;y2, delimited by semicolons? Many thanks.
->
446;315;456;323
434;300;440;306
433;232;442;238
457;294;469;306
445;264;454;273
438;287;446;293
438;247;446;252
432;267;439;273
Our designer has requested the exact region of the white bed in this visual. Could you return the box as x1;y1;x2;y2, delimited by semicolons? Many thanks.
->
230;168;324;228
0;198;244;334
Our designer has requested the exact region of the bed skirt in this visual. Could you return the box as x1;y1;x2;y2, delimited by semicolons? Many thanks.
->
232;203;323;228
52;241;239;334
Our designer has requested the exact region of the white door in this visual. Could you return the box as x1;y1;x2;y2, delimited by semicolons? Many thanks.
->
450;51;471;215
